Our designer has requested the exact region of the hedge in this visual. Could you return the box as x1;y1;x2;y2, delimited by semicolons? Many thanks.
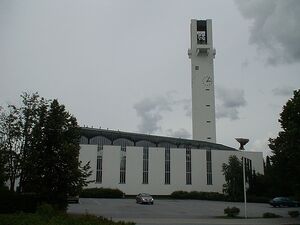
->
80;188;124;198
170;191;270;203
224;206;240;217
170;191;226;201
262;212;282;218
0;190;38;213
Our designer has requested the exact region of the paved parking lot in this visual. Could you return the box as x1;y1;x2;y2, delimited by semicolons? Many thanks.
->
68;198;300;225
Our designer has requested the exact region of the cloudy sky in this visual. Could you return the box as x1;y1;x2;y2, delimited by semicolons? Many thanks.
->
1;0;299;157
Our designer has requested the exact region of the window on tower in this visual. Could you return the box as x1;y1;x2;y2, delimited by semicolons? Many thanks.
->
197;20;207;45
197;31;206;44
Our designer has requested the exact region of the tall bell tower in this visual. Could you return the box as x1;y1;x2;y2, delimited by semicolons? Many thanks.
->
188;19;216;143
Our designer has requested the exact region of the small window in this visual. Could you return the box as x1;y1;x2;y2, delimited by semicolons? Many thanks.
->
205;89;210;91
207;137;211;140
195;66;199;70
206;121;211;123
206;104;210;107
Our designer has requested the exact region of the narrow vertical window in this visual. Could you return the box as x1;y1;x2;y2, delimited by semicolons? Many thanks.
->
96;156;102;183
165;147;170;184
186;147;192;185
206;150;212;185
143;146;149;184
120;146;126;184
96;144;103;183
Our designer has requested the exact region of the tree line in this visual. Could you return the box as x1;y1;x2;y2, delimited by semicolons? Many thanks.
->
0;93;91;209
222;89;300;201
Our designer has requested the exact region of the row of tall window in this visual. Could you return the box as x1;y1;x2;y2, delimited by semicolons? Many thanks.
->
143;147;149;184
206;150;212;185
95;146;214;185
96;145;103;183
186;147;192;185
165;147;170;184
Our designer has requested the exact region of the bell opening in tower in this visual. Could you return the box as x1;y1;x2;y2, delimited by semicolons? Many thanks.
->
197;20;207;45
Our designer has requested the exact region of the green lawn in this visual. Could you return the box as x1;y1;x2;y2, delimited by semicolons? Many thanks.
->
0;213;135;225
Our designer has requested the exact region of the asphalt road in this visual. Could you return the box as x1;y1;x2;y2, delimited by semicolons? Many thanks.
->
67;198;300;225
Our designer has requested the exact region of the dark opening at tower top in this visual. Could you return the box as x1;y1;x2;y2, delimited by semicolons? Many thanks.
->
197;20;207;44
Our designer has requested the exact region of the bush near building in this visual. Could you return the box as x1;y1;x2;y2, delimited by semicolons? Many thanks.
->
80;188;124;198
262;212;282;218
170;191;226;201
224;207;240;217
0;189;38;213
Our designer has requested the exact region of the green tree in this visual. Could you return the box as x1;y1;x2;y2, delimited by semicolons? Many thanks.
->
222;155;243;201
0;93;92;210
0;137;8;188
269;89;300;198
35;99;91;209
19;92;48;193
0;105;22;191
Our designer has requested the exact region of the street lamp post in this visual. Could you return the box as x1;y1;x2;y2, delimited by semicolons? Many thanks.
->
235;138;249;219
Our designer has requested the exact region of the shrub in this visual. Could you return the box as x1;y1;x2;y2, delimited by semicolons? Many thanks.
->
262;212;282;218
170;191;226;201
170;191;189;199
0;190;38;213
288;211;300;218
247;195;269;203
36;203;57;220
80;188;124;198
224;207;240;217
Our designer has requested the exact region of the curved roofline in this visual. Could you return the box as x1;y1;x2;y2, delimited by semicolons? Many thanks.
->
80;127;237;151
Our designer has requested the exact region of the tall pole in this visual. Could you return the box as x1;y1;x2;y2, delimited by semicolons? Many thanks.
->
235;138;249;219
242;155;247;219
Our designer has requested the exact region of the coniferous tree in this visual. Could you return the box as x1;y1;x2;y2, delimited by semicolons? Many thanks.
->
0;93;92;209
0;105;22;191
19;93;48;192
222;155;243;201
269;89;300;198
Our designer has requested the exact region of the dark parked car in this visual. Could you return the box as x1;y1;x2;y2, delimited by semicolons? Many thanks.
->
136;193;154;205
269;197;299;207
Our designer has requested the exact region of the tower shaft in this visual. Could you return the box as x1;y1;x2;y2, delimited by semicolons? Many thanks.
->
188;19;216;143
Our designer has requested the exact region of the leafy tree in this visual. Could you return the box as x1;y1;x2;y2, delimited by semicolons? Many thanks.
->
222;155;243;201
269;89;300;198
0;139;7;188
19;92;49;192
0;93;92;210
34;99;91;209
0;105;22;191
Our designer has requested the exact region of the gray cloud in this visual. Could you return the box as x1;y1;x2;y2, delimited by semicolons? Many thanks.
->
166;128;191;139
134;93;192;134
272;86;294;97
235;0;300;65
134;96;172;134
216;87;247;120
175;98;192;118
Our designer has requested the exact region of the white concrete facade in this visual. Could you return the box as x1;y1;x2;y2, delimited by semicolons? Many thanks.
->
78;19;264;196
80;144;264;195
188;19;216;143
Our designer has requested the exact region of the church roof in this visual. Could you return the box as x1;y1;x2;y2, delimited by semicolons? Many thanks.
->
80;127;237;151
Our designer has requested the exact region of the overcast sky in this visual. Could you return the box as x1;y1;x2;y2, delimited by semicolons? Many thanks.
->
1;0;300;157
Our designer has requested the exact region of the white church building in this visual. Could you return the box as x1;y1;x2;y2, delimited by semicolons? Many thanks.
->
79;19;264;195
